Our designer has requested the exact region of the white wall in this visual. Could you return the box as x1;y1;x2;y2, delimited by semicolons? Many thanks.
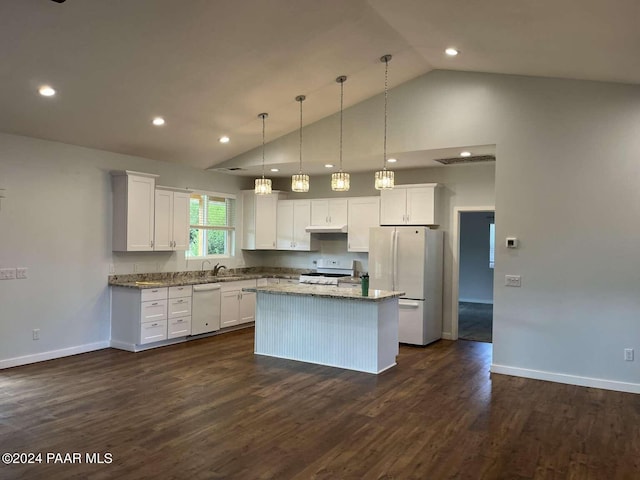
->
232;70;640;392
0;132;245;367
459;211;494;304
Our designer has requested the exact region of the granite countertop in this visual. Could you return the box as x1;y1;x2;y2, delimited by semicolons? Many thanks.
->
243;284;404;302
109;269;306;289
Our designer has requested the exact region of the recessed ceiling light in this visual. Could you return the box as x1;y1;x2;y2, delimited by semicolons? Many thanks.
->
38;85;56;97
387;158;397;163
445;48;459;57
152;117;165;126
270;168;279;172
460;151;472;157
324;164;334;168
219;136;230;144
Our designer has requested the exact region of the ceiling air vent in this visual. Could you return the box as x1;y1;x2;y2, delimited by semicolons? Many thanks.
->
434;154;496;165
210;167;246;172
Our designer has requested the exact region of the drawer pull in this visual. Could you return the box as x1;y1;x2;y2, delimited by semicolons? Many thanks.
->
177;319;183;323
151;323;158;327
177;299;183;303
152;302;158;306
151;289;158;293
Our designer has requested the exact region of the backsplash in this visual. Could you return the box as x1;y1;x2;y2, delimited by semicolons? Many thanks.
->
110;234;368;276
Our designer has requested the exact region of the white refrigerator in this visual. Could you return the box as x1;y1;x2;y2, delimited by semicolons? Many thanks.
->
369;227;443;345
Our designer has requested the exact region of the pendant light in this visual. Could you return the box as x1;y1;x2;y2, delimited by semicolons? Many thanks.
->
374;54;394;190
254;112;272;195
291;95;310;192
331;75;350;192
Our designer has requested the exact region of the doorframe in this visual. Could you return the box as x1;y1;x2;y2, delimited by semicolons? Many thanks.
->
451;205;495;340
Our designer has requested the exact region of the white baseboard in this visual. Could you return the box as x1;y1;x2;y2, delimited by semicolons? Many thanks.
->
459;298;493;305
491;363;640;394
441;331;453;340
0;341;110;370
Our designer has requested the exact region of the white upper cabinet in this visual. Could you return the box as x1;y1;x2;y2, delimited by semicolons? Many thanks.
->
242;191;286;250
277;200;318;251
111;171;159;251
347;197;380;252
380;184;440;226
310;198;348;226
154;187;190;251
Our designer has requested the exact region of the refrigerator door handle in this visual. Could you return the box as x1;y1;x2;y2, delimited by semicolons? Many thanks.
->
399;300;420;308
392;229;399;290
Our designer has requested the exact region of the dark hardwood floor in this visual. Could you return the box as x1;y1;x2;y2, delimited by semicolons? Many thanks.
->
1;328;639;479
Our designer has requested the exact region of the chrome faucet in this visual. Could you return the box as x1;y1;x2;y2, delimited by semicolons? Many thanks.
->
201;260;212;272
213;263;226;276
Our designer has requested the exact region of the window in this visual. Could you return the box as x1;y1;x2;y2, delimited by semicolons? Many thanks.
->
187;193;236;258
489;223;495;269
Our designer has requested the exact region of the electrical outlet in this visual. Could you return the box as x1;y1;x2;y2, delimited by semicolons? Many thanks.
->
32;329;40;340
505;275;521;287
0;268;16;280
624;348;634;361
109;264;116;274
16;267;28;279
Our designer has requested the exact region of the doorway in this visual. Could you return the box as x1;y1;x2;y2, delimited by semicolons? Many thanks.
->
452;208;495;343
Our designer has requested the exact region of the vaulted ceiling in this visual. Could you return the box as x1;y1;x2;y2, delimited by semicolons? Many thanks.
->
1;0;638;173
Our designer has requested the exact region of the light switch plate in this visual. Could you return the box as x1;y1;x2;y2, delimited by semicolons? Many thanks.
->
16;267;28;279
505;275;521;287
0;268;16;280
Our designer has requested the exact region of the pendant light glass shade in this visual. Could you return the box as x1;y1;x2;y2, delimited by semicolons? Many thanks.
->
291;173;309;192
375;54;395;190
331;171;350;191
291;95;310;192
331;75;350;192
374;169;394;190
255;177;272;195
255;112;272;195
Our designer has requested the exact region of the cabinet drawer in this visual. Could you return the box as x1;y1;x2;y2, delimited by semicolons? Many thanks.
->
141;287;168;302
141;299;167;322
140;320;167;344
169;285;193;299
168;316;191;339
168;296;192;319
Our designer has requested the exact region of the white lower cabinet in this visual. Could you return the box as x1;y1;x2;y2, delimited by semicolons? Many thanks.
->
167;285;192;339
220;279;258;328
111;286;170;349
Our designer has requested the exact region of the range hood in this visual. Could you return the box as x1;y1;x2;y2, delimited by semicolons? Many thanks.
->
305;225;348;233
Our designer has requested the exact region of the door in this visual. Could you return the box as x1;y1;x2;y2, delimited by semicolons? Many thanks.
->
398;299;425;345
191;284;221;335
369;227;394;291
347;197;380;252
276;200;294;249
310;199;329;225
172;191;191;250
220;289;240;327
255;194;278;249
239;291;256;324
328;198;348;225
292;200;311;250
154;189;173;250
406;186;435;225
379;188;406;225
127;175;155;250
395;227;426;300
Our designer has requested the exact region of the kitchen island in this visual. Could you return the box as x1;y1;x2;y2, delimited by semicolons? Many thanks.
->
243;284;404;374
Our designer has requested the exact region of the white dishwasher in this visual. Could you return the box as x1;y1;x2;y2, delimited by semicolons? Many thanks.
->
191;283;222;335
